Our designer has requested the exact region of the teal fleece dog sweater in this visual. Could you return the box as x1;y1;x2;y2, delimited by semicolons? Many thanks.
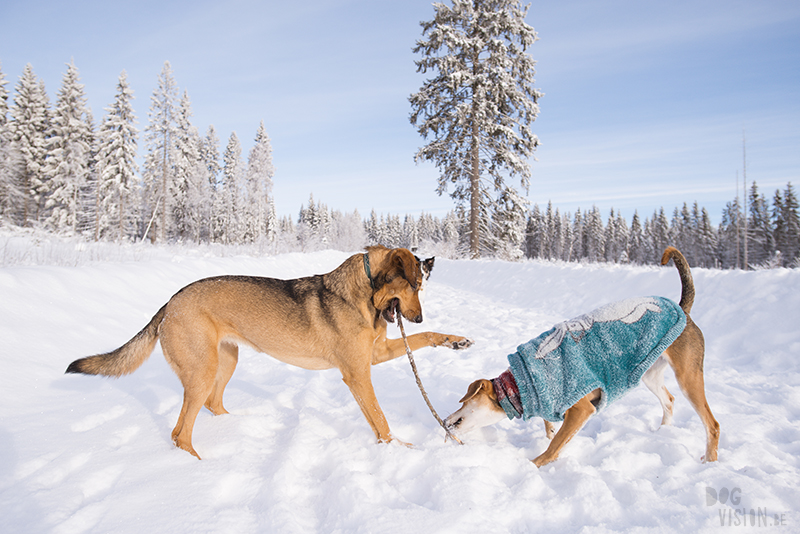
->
497;296;686;422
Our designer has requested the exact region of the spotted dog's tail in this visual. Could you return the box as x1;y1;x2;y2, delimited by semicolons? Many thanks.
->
661;247;694;314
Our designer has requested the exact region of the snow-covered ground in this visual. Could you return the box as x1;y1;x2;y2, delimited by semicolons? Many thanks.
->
1;248;798;533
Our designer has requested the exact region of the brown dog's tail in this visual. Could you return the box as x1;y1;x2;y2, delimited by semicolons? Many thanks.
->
66;304;167;377
661;247;695;314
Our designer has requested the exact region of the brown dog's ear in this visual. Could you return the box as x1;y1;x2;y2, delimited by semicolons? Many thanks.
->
459;379;493;403
390;249;421;290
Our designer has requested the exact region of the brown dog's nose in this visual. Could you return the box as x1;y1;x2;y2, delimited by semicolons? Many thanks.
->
412;313;423;324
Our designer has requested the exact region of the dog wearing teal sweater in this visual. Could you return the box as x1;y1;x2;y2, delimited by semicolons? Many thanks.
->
445;247;720;467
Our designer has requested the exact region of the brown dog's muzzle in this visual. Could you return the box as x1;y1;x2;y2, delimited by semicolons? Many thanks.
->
407;311;423;324
380;297;423;324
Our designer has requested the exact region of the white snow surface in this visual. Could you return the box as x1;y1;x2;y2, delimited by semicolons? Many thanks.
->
1;249;798;533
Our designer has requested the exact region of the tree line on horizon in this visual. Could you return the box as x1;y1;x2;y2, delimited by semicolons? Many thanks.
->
1;61;798;269
0;60;275;246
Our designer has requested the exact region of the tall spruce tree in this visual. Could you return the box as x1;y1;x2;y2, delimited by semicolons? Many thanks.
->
628;211;645;264
243;121;274;242
44;61;93;233
410;0;542;258
697;206;717;268
493;185;528;260
0;62;24;223
747;181;773;265
97;71;138;241
221;132;243;243
10;64;50;226
201;126;223;242
172;90;205;240
584;207;604;262
777;183;799;265
142;61;179;241
719;198;743;269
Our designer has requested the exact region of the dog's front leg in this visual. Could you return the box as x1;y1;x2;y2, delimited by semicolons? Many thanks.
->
372;332;473;365
533;394;597;467
340;361;407;445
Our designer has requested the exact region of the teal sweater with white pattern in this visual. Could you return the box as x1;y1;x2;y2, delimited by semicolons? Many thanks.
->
499;297;686;422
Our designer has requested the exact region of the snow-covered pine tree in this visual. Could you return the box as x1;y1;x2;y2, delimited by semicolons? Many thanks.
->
551;206;564;261
772;188;786;265
266;196;278;249
690;202;704;264
607;208;625;262
603;208;618;263
697;206;717;268
560;211;573;261
97;71;138;241
221;132;244;244
276;215;296;253
403;214;419;251
583;206;604;262
10;64;51;226
385;214;403;248
171;90;206;241
439;210;462;258
79;109;100;237
201;126;221;187
719;198;743;269
524;203;541;259
364;213;379;245
677;203;696;263
570;209;583;261
43;61;93;233
244;121;274;242
541;201;554;259
780;183;800;266
651;208;670;261
417;212;435;245
628;211;645;264
329;209;366;252
201;126;222;241
747;181;773;266
142;61;179;242
297;193;332;251
0;62;25;224
410;0;542;258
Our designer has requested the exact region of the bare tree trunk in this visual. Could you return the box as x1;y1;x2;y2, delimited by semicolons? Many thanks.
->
469;51;481;259
470;116;480;258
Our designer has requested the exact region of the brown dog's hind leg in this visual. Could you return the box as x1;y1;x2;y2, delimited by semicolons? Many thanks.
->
533;393;597;467
162;326;219;460
668;357;720;462
204;341;238;415
171;383;212;459
666;320;720;463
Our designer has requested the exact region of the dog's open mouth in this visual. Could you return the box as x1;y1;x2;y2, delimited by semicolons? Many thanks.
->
382;298;400;323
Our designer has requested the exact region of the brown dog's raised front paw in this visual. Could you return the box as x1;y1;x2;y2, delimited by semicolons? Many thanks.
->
445;337;474;350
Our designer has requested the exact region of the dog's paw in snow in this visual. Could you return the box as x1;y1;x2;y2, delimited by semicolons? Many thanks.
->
445;337;474;350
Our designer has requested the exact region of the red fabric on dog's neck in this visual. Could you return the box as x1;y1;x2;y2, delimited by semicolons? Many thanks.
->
493;369;524;419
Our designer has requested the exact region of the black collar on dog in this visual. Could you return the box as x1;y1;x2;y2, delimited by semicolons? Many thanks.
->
363;253;375;290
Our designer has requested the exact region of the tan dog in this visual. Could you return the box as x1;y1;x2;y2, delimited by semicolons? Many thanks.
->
444;247;719;467
66;246;473;458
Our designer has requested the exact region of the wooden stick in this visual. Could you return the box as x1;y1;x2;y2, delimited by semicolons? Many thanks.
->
397;314;463;445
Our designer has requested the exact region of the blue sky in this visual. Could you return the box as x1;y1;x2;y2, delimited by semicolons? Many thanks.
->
1;0;798;224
